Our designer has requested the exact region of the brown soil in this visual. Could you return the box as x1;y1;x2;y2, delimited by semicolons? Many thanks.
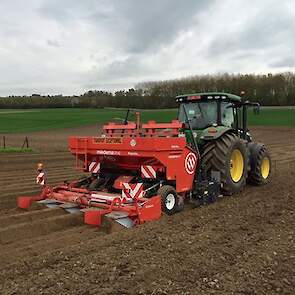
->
0;125;101;152
0;126;294;294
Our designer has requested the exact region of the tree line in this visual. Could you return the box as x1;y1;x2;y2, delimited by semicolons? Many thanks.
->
0;72;294;109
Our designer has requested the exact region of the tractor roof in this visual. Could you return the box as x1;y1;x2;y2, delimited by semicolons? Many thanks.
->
176;92;242;102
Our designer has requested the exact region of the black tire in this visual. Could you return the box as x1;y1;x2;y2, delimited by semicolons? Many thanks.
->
202;133;248;195
157;185;180;215
248;143;271;185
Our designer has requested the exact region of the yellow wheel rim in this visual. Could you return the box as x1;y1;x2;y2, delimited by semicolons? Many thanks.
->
230;149;244;183
261;157;270;179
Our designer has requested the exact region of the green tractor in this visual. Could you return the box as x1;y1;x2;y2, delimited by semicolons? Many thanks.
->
176;92;271;195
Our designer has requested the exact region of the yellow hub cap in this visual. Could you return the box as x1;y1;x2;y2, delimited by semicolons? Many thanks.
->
230;149;244;183
261;157;270;179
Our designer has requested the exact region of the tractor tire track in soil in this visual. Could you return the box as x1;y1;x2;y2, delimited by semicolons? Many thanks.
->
0;127;294;294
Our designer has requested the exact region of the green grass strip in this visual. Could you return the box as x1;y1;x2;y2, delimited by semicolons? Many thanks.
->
0;147;33;153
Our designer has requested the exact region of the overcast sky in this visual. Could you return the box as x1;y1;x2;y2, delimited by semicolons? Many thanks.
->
0;0;294;96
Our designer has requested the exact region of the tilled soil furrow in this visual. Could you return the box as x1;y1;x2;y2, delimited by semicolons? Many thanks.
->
0;194;40;210
0;170;82;183
0;156;73;166
1;151;69;158
269;147;295;156
0;165;78;177
0;225;100;266
0;173;83;191
267;142;295;148
0;163;75;173
0;152;71;160
0;208;66;227
0;159;75;172
0;213;84;245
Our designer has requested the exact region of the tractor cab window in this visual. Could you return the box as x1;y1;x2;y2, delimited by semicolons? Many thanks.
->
221;102;234;128
178;101;217;129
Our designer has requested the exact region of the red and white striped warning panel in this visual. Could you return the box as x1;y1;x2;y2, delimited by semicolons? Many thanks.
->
89;162;100;173
36;172;46;186
122;183;143;200
185;152;197;175
141;165;156;179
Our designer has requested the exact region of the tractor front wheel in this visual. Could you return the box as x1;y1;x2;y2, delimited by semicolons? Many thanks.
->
158;185;180;215
248;143;271;185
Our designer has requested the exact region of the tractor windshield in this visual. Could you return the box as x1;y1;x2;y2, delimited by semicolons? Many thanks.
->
178;101;217;129
178;101;235;129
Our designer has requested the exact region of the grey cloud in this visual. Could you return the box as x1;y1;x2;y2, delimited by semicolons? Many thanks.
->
40;0;214;53
99;57;145;79
206;2;295;60
270;56;295;68
39;0;115;24
96;54;161;82
108;0;213;53
47;39;60;47
38;0;216;90
1;0;295;96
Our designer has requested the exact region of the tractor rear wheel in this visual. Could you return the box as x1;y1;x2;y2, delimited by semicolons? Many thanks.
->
248;143;271;185
202;133;248;195
157;185;180;215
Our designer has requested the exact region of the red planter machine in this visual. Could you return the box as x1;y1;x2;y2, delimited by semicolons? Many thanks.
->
17;115;199;228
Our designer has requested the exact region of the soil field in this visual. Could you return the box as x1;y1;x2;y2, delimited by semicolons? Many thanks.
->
0;127;294;294
0;124;102;152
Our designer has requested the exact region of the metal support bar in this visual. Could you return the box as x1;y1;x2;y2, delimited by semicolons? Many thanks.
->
182;105;201;160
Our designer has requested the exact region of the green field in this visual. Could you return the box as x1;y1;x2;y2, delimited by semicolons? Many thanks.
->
0;108;294;133
0;147;33;153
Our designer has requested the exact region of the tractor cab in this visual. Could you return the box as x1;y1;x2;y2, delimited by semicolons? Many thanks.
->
176;92;257;144
177;93;236;128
